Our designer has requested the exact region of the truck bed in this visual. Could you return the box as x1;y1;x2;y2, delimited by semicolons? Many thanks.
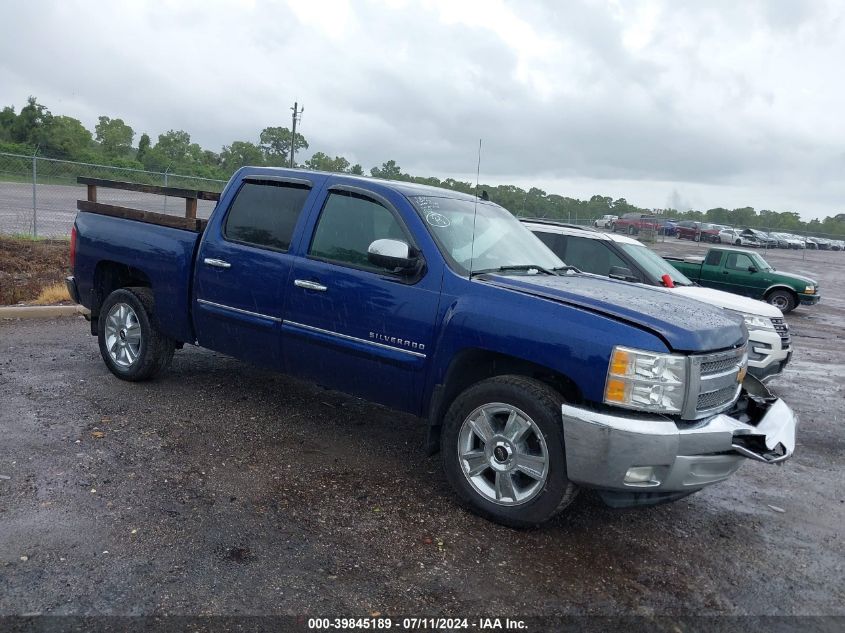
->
74;211;204;345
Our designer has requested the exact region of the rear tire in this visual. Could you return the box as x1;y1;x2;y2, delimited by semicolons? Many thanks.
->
441;375;579;527
628;226;636;235
766;289;796;314
98;287;175;381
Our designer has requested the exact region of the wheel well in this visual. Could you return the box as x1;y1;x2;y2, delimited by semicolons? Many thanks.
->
89;261;152;334
425;349;582;455
764;285;798;301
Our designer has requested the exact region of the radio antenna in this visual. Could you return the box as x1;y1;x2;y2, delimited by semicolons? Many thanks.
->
469;139;482;278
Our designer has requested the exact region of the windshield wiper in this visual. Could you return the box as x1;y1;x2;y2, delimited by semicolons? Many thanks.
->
470;264;563;278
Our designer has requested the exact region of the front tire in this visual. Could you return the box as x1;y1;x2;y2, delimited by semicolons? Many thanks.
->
441;375;578;527
766;289;796;314
98;287;175;381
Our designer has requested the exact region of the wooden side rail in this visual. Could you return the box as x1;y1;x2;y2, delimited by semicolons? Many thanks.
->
76;177;219;232
76;200;207;232
77;177;220;219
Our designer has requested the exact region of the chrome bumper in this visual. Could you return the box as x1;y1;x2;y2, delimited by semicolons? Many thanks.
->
561;378;797;493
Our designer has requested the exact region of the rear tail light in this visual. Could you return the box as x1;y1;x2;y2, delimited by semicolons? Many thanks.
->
70;225;77;270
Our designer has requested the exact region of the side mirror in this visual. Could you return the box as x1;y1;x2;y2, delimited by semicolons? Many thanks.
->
368;239;419;273
609;266;635;281
747;265;758;273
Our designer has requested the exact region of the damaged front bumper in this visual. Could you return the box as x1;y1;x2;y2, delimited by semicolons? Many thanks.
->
561;376;796;506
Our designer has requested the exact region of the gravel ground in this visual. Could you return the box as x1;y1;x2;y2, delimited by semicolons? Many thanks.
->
0;240;843;618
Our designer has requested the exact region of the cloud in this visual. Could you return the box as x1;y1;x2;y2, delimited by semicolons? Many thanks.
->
0;0;842;218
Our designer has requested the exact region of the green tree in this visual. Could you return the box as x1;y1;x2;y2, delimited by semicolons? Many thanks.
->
220;141;264;172
154;129;192;163
705;207;731;224
370;159;405;180
44;115;92;159
349;163;364;175
0;106;16;142
259;126;308;165
729;206;757;228
10;96;53;147
95;116;134;157
304;152;350;172
136;133;151;163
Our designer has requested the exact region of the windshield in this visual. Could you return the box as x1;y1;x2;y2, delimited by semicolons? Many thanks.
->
409;196;563;275
617;242;694;286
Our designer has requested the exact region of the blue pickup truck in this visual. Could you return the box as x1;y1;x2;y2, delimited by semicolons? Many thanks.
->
67;168;797;526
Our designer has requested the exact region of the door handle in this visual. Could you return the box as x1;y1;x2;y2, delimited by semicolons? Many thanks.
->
294;279;327;292
204;258;232;269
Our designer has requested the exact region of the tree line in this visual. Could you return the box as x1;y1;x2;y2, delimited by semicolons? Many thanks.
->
1;96;842;236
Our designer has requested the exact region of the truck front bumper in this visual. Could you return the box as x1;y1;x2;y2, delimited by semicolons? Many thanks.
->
561;378;796;500
799;293;820;306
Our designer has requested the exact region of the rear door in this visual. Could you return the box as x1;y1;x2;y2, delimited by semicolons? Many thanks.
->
698;250;731;291
282;185;441;413
193;175;317;368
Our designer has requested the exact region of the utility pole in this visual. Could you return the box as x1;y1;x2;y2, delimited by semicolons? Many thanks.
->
290;101;304;168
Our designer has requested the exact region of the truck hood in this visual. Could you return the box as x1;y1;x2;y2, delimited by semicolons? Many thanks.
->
772;270;817;287
480;273;746;353
669;285;783;318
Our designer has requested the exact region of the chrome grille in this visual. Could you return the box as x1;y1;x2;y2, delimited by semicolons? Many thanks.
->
698;385;740;411
771;317;790;347
701;356;738;376
683;346;746;420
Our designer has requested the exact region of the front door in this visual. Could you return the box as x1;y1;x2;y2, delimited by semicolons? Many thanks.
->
720;251;762;298
282;187;441;413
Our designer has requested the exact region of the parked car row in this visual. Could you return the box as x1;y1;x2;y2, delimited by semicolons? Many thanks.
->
584;216;841;251
610;213;677;236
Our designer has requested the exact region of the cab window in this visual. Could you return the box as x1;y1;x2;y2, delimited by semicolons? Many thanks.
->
725;252;755;271
224;181;311;251
562;236;627;276
704;250;722;266
309;191;409;272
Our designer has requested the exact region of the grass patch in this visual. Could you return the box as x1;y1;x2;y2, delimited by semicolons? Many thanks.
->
33;282;71;304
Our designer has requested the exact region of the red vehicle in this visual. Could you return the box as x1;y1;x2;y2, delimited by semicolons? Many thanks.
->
675;221;721;242
611;212;659;235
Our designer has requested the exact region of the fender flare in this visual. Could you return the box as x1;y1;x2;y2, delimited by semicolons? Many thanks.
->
763;284;799;299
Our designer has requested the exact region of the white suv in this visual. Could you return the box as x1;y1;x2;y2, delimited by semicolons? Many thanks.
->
524;220;792;382
593;214;617;228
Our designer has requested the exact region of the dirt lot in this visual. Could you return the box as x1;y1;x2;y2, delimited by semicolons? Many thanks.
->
0;236;69;305
0;240;843;619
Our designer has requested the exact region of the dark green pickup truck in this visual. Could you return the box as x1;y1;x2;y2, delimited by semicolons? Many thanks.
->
665;247;820;313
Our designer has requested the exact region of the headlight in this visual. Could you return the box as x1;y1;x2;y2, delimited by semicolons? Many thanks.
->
804;285;814;294
741;313;776;331
604;346;687;414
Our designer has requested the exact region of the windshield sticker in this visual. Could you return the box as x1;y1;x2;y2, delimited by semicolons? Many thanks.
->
426;212;450;228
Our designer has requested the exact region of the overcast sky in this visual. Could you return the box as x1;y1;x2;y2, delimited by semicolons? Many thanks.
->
1;0;843;219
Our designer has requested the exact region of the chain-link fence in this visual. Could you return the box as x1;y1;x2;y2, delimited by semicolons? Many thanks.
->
1;151;843;252
0;152;226;238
